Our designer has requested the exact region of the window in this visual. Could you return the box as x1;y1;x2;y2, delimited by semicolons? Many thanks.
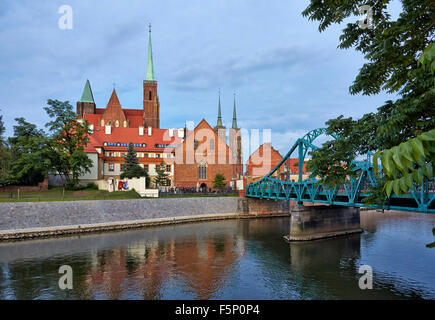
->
144;153;148;158
156;154;160;158
108;163;114;172
198;163;207;180
166;165;171;172
149;90;152;100
194;140;199;150
210;139;215;150
144;165;149;172
121;164;125;171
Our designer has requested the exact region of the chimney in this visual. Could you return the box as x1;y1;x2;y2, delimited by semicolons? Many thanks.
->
105;125;111;135
178;128;184;138
148;127;152;136
139;126;144;136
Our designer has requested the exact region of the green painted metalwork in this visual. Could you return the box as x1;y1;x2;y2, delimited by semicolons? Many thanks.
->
146;24;155;81
80;79;95;103
245;128;435;214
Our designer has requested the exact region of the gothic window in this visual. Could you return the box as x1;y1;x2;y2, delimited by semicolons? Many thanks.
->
194;140;199;150
101;120;105;127
115;120;119;127
210;139;215;150
123;120;127;128
149;90;152;101
198;162;207;180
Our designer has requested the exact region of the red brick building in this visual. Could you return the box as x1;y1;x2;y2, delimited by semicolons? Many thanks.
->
174;119;241;190
78;27;243;190
246;143;310;183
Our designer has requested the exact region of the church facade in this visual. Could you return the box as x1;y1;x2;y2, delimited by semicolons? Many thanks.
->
79;27;243;190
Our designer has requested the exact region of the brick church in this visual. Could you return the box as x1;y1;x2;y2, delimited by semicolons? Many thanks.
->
78;27;243;190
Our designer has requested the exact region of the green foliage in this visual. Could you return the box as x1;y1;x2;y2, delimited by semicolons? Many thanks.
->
120;143;150;187
212;173;227;190
303;1;435;197
7;118;49;186
124;143;139;172
154;162;168;187
86;182;98;190
0;113;11;184
373;128;435;198
44;100;93;188
120;165;148;179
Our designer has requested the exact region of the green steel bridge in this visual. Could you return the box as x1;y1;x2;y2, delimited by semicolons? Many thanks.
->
245;128;435;214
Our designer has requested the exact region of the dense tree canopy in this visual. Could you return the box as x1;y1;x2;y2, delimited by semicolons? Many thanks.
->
303;0;435;200
7;118;48;186
43;100;93;188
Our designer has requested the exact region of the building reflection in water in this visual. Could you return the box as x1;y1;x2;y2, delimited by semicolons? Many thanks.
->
80;233;246;300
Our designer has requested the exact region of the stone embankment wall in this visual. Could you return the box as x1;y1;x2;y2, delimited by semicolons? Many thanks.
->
0;197;290;240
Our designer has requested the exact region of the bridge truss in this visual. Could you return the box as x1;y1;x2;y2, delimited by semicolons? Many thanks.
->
245;128;435;214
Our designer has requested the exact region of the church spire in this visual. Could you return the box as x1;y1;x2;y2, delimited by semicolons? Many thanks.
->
232;92;238;129
146;23;155;81
80;79;95;103
217;90;223;127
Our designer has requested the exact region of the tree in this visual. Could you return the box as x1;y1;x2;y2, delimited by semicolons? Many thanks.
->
43;99;93;189
124;143;139;172
120;143;149;186
7;118;48;186
154;162;169;188
302;1;435;200
213;173;226;191
0;113;11;184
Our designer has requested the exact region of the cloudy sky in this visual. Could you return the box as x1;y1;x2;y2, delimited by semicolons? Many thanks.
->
0;0;401;156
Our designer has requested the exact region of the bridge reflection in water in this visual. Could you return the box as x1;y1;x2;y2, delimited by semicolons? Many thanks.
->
0;213;434;300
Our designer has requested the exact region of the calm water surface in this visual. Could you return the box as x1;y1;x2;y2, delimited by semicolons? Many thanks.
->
0;211;434;300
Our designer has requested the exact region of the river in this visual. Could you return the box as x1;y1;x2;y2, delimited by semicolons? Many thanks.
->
0;210;434;299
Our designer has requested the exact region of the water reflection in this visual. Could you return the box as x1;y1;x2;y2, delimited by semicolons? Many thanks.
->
0;212;434;300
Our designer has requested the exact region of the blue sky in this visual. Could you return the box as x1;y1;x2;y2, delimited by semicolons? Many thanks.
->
0;0;401;155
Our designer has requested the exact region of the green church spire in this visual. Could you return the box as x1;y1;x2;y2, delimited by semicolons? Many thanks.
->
217;90;223;127
80;79;95;103
232;92;238;129
146;23;155;81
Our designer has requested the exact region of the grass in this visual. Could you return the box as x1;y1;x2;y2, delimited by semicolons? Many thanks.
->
0;187;142;202
0;187;240;202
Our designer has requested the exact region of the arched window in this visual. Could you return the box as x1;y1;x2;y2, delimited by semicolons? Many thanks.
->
115;120;119;127
101;119;105;127
210;139;215;150
149;90;152;101
198;162;207;180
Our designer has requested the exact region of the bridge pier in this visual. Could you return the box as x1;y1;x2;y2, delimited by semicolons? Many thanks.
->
237;198;290;216
284;205;362;242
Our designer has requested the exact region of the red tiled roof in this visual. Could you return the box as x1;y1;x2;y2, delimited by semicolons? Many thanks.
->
87;109;144;128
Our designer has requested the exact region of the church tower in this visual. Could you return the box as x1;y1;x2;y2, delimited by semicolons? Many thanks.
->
229;93;243;178
143;24;160;129
76;79;96;119
214;90;226;142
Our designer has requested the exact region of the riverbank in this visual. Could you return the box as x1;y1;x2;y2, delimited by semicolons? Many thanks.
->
0;197;290;241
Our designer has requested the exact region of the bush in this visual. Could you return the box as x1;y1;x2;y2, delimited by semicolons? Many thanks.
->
65;181;86;191
86;182;98;190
